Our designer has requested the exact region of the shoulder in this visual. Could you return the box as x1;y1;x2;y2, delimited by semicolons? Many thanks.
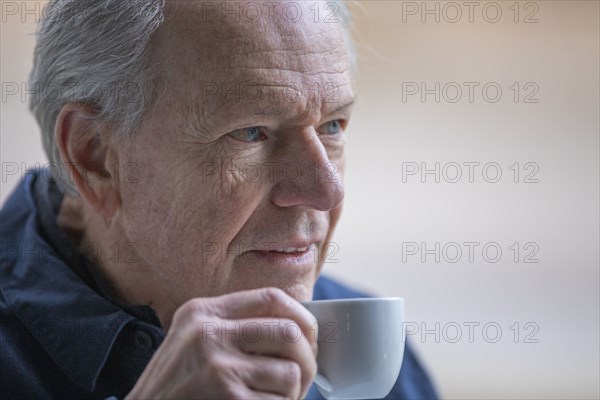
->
0;291;77;398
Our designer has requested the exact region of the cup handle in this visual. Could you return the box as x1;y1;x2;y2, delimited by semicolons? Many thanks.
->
313;373;333;398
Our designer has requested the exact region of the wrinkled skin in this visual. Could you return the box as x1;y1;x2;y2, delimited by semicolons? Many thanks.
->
56;0;355;397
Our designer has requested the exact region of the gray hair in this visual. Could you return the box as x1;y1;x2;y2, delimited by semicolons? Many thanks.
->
29;0;354;195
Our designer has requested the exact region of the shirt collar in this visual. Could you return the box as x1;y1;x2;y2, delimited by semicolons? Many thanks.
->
0;171;155;392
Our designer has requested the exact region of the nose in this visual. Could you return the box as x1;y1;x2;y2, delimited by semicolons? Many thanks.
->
270;128;344;211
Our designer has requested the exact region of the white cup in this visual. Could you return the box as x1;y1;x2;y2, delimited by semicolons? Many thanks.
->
302;297;405;399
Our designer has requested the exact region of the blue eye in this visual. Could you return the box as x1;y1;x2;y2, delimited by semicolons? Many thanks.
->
324;120;343;135
228;126;267;142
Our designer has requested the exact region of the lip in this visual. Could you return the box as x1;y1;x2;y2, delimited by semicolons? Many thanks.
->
241;242;320;267
241;236;322;252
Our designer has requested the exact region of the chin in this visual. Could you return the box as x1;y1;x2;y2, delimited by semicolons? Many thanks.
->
280;282;314;302
228;278;315;302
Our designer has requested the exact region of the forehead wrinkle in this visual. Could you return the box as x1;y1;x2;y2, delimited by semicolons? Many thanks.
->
159;2;350;84
160;0;348;68
227;57;348;76
161;1;353;136
188;75;354;134
218;31;347;72
210;83;308;122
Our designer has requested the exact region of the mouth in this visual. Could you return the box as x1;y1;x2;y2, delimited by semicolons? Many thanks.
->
242;242;320;266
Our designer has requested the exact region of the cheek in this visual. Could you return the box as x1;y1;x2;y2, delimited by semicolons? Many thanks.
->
316;156;345;270
118;145;271;286
193;160;270;257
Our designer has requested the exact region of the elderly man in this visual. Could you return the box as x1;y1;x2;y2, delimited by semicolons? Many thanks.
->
0;0;437;398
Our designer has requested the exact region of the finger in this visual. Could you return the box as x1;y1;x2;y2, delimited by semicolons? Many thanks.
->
245;391;288;400
239;354;303;399
233;318;316;361
227;386;288;400
231;318;317;398
210;288;319;349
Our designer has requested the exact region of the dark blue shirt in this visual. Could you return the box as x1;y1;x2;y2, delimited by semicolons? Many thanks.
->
0;170;437;399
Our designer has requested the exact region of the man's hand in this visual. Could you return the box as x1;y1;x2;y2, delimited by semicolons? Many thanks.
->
125;288;318;399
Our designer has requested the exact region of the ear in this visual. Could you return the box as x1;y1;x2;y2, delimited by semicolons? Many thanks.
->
54;103;120;220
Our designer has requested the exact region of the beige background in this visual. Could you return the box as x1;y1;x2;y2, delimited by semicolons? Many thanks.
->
1;1;599;399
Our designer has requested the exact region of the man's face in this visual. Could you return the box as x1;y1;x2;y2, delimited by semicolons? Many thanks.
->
113;1;354;307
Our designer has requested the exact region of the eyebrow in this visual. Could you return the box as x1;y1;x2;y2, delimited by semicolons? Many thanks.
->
187;95;356;139
250;96;357;118
326;97;356;116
